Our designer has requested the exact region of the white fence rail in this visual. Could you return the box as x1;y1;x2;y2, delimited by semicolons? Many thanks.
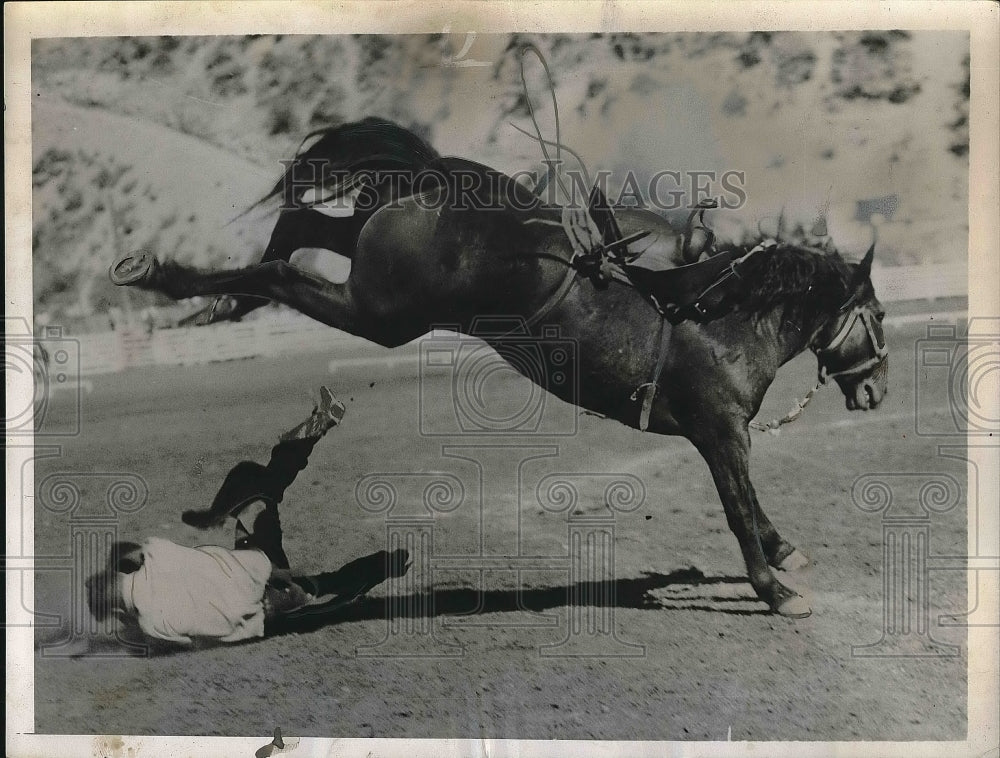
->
56;263;965;377
73;317;365;376
869;263;965;303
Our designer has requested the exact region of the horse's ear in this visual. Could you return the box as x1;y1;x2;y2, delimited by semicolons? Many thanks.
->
852;243;875;287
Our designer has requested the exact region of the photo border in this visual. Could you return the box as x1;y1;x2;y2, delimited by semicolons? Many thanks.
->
6;2;998;756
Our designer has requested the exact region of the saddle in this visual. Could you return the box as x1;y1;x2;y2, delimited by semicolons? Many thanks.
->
568;188;746;323
624;249;747;324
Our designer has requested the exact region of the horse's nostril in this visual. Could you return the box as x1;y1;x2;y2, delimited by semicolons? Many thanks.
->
863;380;885;408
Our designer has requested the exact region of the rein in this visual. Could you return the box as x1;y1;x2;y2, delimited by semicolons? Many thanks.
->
748;381;824;434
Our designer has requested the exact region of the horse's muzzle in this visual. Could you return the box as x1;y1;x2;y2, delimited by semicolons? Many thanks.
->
845;370;887;412
846;380;878;411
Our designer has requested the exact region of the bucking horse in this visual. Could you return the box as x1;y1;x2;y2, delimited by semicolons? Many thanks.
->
110;116;889;617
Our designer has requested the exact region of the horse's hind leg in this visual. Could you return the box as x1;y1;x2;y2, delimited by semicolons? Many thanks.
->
201;209;366;324
261;208;366;263
110;251;365;337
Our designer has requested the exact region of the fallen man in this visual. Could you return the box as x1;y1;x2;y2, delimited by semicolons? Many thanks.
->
86;387;410;645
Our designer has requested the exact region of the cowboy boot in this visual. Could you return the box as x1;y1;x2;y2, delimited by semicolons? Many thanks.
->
279;386;346;442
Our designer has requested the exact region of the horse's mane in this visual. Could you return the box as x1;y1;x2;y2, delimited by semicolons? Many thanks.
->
250;117;440;212
721;241;856;320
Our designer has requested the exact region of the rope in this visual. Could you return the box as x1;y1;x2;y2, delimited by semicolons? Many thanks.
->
515;43;593;205
507;123;593;195
748;380;823;434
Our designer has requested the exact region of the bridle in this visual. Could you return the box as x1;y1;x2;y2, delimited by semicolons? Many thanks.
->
748;297;887;433
812;299;888;384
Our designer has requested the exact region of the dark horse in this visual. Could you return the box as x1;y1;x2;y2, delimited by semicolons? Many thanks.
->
110;117;889;617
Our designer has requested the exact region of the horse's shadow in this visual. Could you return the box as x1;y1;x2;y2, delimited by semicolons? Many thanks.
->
265;566;769;639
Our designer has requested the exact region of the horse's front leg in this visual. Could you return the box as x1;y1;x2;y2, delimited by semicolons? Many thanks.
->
109;251;366;338
694;428;811;617
749;482;810;571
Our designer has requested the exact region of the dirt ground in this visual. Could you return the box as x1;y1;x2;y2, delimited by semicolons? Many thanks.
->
32;313;968;740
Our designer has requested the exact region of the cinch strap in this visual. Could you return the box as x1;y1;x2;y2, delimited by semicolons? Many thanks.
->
631;318;671;432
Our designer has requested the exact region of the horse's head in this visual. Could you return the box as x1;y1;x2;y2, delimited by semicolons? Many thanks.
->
812;245;888;410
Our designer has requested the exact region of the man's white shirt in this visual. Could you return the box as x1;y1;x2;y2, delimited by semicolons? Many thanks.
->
121;537;272;643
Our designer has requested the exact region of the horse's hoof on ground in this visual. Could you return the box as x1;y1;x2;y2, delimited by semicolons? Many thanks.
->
109;250;155;286
775;594;812;618
777;549;809;572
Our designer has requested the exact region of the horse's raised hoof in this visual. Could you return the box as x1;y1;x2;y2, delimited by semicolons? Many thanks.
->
777;549;810;572
775;593;812;619
109;250;156;286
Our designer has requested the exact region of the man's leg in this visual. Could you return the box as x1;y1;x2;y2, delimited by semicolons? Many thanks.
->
232;503;315;620
256;386;346;501
183;387;346;528
233;501;290;568
284;548;412;618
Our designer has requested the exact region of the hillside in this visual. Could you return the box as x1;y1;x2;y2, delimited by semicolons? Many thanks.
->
31;32;969;327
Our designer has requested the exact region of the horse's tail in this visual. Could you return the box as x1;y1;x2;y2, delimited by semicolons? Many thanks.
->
247;116;440;215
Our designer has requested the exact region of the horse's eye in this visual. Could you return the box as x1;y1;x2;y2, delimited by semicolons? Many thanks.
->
876;312;886;323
